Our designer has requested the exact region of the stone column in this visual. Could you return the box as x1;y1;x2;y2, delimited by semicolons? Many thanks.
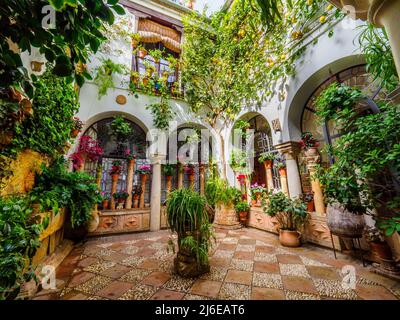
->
331;0;400;76
305;152;325;215
150;154;165;231
199;164;205;195
177;164;184;189
279;168;289;196
110;174;119;210
274;141;303;198
125;159;136;209
139;174;148;209
263;160;274;191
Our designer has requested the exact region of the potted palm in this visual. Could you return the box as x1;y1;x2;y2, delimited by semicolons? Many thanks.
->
235;201;250;226
166;188;214;277
264;191;308;247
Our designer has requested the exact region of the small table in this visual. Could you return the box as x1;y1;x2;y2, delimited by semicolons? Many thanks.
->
330;232;366;267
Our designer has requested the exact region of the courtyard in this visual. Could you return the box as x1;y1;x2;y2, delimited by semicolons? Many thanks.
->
33;228;399;300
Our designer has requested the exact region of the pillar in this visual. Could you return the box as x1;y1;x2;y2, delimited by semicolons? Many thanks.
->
150;154;165;231
305;153;325;215
125;159;136;209
274;141;303;198
177;164;184;189
139;174;148;209
110;174;118;210
199;164;205;195
263;161;274;191
279;168;289;196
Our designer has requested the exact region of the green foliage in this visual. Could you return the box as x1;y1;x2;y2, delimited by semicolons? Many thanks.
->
315;82;363;123
358;23;399;92
235;201;250;213
163;164;175;176
166;188;214;266
229;150;248;172
264;191;308;231
94;58;128;99
0;0;124;97
258;152;276;163
6;67;78;157
29;158;101;228
146;98;174;130
0;197;42;300
205;177;241;207
110;115;132;142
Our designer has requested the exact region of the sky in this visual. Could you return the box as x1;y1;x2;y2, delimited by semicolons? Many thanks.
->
194;0;226;15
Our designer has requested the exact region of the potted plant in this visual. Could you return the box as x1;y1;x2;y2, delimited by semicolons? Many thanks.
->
131;71;140;85
143;60;156;77
163;163;175;192
131;33;141;48
166;188;214;277
132;185;142;208
136;164;151;185
258;152;276;168
124;148;136;166
275;161;286;177
71;116;84;138
166;54;178;70
114;191;129;206
69;135;103;171
251;183;266;206
237;174;246;185
363;226;393;262
135;45;148;59
264;191;308;247
301;191;315;212
148;48;164;64
101;192;110;210
235;201;250;226
184;164;195;183
109;160;122;182
299;131;319;157
111;115;132;143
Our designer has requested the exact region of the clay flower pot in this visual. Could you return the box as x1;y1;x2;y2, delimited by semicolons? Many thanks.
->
307;201;315;212
140;173;148;184
102;200;109;210
279;229;301;247
251;199;257;206
188;174;195;183
370;241;393;261
111;173;119;183
239;211;248;225
128;159;136;168
278;168;287;177
263;159;273;169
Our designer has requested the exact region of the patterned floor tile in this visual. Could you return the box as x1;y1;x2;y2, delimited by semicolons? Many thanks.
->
119;268;151;284
229;259;254;272
74;275;112;295
199;266;228;282
118;284;158;300
218;283;251;300
252;272;283;289
285;290;321;300
313;279;358;300
163;275;196;292
279;263;310;278
254;252;277;263
83;261;116;274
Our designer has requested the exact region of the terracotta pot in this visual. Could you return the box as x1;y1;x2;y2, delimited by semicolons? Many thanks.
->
307;201;315;212
118;198;125;204
128;159;136;168
111;173;119;182
188;174;195;182
137;49;147;58
141;174;148;184
370;241;393;261
239;211;248;224
251;199;257;206
166;175;173;183
279;229;301;247
102;200;109;210
326;203;365;238
305;147;319;157
142;77;149;86
71;129;80;138
278;168;287;177
263;159;273;169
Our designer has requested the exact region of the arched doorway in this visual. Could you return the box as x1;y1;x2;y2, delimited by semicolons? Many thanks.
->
82;116;151;204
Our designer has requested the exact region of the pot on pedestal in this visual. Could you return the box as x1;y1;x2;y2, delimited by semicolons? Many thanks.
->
326;203;366;238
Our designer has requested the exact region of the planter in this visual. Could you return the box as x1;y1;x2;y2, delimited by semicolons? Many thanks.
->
111;173;119;183
71;129;80;138
278;168;287;177
263;159;273;169
142;77;149;86
128;159;136;168
239;211;248;226
279;229;302;247
326;203;366;238
102;200;109;210
370;241;393;261
137;49;148;58
307;201;315;212
188;174;195;183
305;147;319;157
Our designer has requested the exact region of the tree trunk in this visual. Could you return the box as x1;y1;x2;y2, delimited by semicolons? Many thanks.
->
218;133;227;181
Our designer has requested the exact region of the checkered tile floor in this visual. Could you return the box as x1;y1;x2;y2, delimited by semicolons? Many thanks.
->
33;228;400;300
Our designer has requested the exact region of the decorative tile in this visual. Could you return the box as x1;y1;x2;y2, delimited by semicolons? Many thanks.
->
142;271;171;287
230;259;253;272
74;275;112;295
199;266;228;282
119;269;151;284
163;275;196;292
236;244;255;252
285;290;321;300
190;279;222;298
282;276;318;294
184;294;212;300
251;287;285;300
279;264;310;278
252;272;283;289
213;250;234;258
254;252;277;263
118;284;157;300
96;281;134;299
120;245;140;255
221;237;239;244
83;261;116;274
300;256;330;267
120;256;145;267
313;279;358;300
218;283;251;300
151;289;185;300
225;270;253;286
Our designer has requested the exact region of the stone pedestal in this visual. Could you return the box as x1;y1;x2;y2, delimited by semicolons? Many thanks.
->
305;152;325;215
139;174;148;209
110;174;119;210
199;164;205;195
274;141;302;198
263;160;274;191
279;168;289;196
213;204;241;229
125;159;136;209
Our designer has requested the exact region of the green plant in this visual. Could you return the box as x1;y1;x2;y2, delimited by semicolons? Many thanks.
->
6;67;79;157
146;99;174;130
299;131;319;150
275;162;286;170
29;158;101;228
0;196;42;300
229;150;248;172
111;115;132;142
109;160;122;175
113;191;129;200
148;48;164;62
258;152;276;163
166;54;178;69
163;164;175;176
264;191;308;231
130;33;141;44
207;177;241;207
0;0;124;98
166;188;215;266
315;82;363;124
94;58;127;99
235;201;250;213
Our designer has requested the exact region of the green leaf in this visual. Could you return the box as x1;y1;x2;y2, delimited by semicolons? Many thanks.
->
112;4;125;15
49;0;66;10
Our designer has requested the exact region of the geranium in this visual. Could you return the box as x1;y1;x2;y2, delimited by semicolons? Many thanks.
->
237;174;246;184
136;164;151;174
124;148;136;160
77;135;103;161
251;183;266;195
299;132;319;150
109;160;122;175
184;164;195;175
70;152;85;170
